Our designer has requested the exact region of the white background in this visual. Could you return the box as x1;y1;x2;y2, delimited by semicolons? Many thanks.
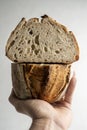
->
0;0;87;130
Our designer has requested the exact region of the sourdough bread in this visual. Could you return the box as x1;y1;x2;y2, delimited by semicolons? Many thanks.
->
11;63;71;103
6;15;79;63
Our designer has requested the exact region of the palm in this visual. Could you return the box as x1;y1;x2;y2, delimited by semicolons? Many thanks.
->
20;99;72;129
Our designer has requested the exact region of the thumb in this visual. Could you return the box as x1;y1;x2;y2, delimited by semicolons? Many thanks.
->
64;72;77;104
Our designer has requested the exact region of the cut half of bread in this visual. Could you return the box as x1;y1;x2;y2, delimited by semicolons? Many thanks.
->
6;15;79;64
11;63;71;103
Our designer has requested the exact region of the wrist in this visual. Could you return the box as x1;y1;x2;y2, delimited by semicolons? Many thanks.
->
29;118;62;130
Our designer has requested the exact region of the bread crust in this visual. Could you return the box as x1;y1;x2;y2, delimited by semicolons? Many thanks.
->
11;63;71;103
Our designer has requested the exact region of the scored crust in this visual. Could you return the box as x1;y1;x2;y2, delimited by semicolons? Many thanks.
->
11;63;71;103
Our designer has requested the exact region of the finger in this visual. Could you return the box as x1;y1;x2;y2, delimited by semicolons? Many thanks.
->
64;72;77;104
9;89;26;114
8;89;19;106
8;89;38;116
9;89;14;103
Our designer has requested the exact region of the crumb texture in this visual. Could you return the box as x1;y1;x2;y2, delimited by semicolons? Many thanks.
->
6;15;79;63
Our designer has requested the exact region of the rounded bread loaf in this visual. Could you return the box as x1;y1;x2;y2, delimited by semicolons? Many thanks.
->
11;63;71;103
5;15;79;103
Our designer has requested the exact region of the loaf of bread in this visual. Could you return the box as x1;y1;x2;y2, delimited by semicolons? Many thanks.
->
11;63;71;103
6;15;79;63
5;15;79;103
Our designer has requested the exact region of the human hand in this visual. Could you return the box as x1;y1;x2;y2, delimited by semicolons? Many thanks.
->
9;73;76;130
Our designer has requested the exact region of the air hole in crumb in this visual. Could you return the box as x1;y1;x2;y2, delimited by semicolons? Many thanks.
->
45;59;47;62
14;60;18;62
18;48;21;51
22;36;24;39
56;29;61;33
28;40;30;44
15;36;18;39
19;50;23;54
60;48;62;51
56;41;59;44
28;28;30;31
25;37;27;40
10;40;15;47
16;31;18;34
31;44;35;50
29;30;33;35
22;42;25;45
14;54;17;59
44;47;48;52
35;35;39;45
47;32;49;35
55;50;59;54
34;49;39;55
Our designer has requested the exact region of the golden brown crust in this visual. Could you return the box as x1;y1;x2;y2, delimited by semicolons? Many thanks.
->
11;63;71;103
40;64;71;102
